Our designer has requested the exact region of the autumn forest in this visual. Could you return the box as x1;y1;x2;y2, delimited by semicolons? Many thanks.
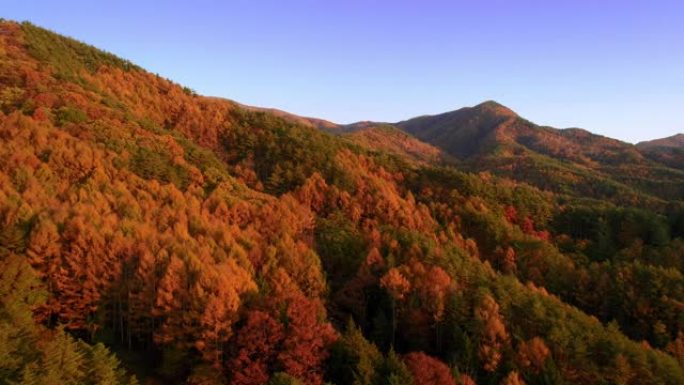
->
2;20;684;385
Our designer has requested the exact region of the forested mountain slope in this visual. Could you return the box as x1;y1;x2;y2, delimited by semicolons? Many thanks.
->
637;134;684;170
638;134;684;150
394;101;684;204
2;20;684;385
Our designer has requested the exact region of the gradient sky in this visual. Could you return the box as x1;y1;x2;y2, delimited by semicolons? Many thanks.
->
4;1;683;143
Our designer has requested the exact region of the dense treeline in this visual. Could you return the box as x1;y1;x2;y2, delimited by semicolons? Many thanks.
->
0;245;137;384
1;20;684;385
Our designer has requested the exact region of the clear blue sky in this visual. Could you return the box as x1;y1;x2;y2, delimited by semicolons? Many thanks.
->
4;1;683;143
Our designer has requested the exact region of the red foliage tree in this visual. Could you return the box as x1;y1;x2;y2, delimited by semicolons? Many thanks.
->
458;374;477;385
403;352;456;385
228;310;283;385
504;206;518;224
270;269;337;385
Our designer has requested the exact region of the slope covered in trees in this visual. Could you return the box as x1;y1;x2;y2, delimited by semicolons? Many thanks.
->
394;101;684;205
2;20;684;385
637;134;684;170
638;134;684;151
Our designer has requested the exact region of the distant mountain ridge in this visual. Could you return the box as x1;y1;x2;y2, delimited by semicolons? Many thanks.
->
638;133;684;150
314;100;684;203
203;88;682;174
236;102;339;130
637;133;684;170
288;100;679;173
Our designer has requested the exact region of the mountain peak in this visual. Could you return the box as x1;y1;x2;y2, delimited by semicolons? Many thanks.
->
395;101;519;158
472;100;518;118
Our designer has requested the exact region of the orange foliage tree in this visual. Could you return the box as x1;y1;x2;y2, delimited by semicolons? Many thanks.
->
475;294;509;372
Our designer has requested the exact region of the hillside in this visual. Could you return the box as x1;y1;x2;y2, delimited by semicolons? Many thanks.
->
638;133;684;150
637;134;684;169
341;125;446;165
2;20;684;385
236;102;340;131
396;101;518;158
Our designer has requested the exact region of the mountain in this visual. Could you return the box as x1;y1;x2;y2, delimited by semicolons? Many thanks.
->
638;133;684;150
637;134;684;169
395;100;649;168
390;101;684;204
2;20;684;385
396;100;519;158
